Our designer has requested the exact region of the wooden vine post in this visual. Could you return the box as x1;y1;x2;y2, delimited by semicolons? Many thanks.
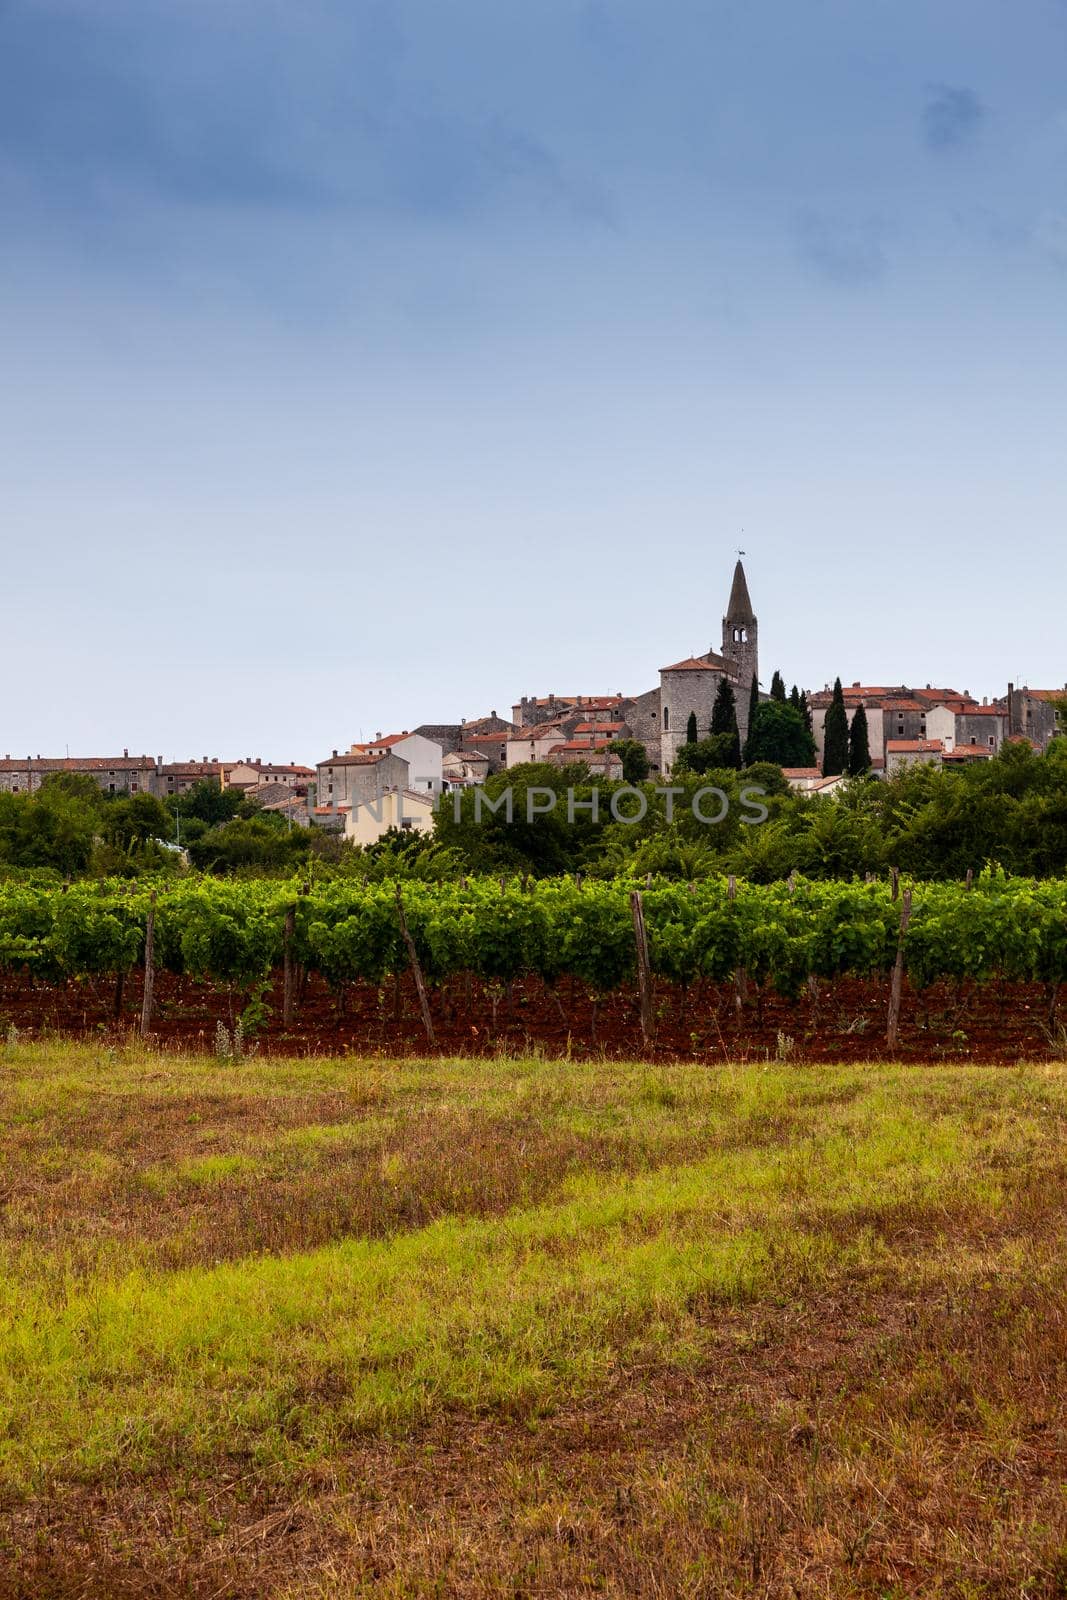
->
886;887;913;1050
139;891;156;1038
629;889;655;1046
282;905;296;1026
728;874;748;1008
395;886;436;1047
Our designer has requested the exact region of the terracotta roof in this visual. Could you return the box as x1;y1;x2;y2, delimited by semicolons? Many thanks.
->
0;756;155;772
465;731;509;743
351;734;410;751
573;720;625;733
808;686;907;707
317;752;397;768
913;687;969;704
886;739;943;754
781;767;823;779
942;746;993;761
548;740;614;754
508;721;569;741
660;655;721;674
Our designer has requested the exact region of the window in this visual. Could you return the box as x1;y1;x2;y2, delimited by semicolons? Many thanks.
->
663;706;670;731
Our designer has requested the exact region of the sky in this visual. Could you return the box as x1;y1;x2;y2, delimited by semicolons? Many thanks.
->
2;0;1065;762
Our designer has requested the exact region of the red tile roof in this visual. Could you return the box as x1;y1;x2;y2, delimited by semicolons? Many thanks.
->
660;655;721;673
0;756;156;772
548;740;614;753
886;739;943;754
317;752;395;767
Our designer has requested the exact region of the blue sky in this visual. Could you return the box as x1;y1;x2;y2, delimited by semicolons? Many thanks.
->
2;0;1065;760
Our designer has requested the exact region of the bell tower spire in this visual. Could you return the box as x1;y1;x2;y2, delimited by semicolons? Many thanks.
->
722;556;758;743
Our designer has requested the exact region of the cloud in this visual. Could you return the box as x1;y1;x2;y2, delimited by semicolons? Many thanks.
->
922;85;984;151
795;209;886;286
0;1;611;226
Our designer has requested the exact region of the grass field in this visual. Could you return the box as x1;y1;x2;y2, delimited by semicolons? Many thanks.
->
0;1042;1064;1597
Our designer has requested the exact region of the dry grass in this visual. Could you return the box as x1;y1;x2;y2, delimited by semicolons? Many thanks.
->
0;1041;1064;1597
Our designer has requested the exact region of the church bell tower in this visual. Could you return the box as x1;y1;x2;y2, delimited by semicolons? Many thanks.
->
721;558;758;743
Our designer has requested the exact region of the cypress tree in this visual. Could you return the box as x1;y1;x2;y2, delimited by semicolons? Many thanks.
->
848;702;871;776
798;689;812;733
710;677;741;767
789;684;801;713
770;669;786;702
685;710;698;745
822;677;850;777
744;675;760;763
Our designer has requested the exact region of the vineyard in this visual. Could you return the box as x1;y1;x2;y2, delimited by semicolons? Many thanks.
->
1;871;1066;1059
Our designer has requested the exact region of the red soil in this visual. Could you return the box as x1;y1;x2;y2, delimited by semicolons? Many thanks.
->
0;968;1061;1062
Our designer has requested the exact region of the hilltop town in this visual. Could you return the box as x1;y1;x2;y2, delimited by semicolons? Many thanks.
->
2;560;1062;848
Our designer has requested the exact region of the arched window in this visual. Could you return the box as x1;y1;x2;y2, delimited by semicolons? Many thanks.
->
663;705;670;731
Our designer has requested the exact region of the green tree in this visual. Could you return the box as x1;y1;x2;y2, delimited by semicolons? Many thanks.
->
848;703;872;777
685;710;698;744
674;735;744;776
798;689;812;733
822;678;850;777
769;670;787;703
103;792;171;852
185;817;309;874
747;674;759;741
607;739;651;784
709;677;741;768
744;701;817;768
172;780;244;828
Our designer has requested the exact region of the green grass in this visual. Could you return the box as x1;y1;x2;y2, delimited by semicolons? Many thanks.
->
0;1041;1065;1597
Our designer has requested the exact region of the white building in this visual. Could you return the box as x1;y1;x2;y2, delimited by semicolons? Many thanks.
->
350;733;442;793
345;787;436;848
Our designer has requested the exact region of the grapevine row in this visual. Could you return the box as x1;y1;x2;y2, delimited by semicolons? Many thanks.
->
0;872;1065;1002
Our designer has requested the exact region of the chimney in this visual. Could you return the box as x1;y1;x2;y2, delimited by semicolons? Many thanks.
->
332;749;338;758
123;747;128;758
491;709;496;718
376;731;382;741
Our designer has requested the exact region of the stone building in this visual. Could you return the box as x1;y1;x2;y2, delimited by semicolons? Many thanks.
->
1005;684;1064;750
0;752;159;796
809;684;1011;768
412;712;516;755
314;749;411;818
657;559;758;773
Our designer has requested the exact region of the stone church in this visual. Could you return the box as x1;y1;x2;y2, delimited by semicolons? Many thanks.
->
624;560;759;774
